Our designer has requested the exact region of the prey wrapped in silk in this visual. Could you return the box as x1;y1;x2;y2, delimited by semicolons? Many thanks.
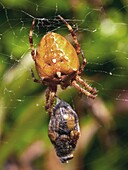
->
48;98;80;163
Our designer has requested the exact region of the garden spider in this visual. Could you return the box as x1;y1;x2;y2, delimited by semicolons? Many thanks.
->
29;15;97;115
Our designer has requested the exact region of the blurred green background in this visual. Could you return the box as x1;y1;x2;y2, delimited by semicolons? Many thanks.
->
0;0;128;170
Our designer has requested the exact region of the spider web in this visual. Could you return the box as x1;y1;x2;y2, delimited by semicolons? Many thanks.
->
0;0;128;170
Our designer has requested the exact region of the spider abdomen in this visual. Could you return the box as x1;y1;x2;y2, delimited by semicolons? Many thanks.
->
35;32;80;80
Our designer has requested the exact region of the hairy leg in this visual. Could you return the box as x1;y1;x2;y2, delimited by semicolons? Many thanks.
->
31;69;43;84
58;15;87;74
29;19;36;61
58;15;81;55
76;75;97;95
45;86;57;116
72;80;97;99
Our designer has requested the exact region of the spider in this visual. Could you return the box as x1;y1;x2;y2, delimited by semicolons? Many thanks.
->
29;15;97;115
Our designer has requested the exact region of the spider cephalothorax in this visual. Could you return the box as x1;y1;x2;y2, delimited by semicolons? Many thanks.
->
29;15;97;115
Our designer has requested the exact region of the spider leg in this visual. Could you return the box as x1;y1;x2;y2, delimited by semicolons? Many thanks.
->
58;15;81;55
45;87;50;111
72;80;97;99
76;75;97;95
58;15;86;74
78;50;87;74
45;86;57;116
31;69;43;84
29;19;36;61
31;69;56;115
